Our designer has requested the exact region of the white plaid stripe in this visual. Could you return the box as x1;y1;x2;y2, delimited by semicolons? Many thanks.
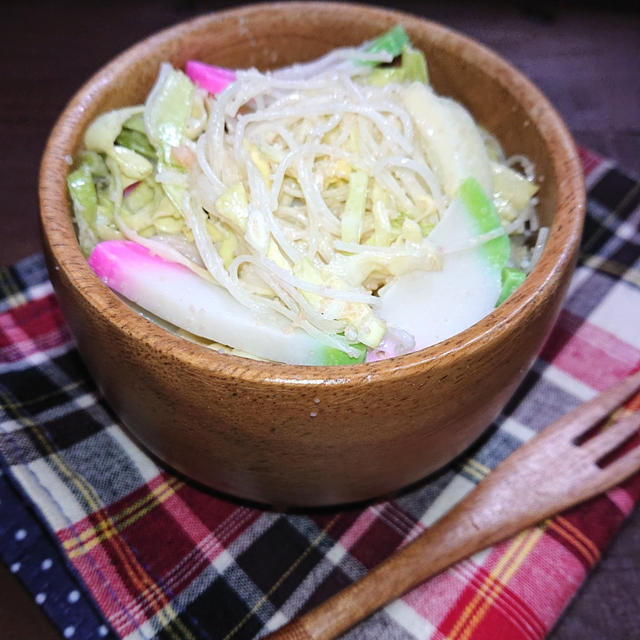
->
11;459;87;531
587;280;640;349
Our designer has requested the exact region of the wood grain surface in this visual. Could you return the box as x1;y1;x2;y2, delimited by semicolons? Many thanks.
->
1;2;638;639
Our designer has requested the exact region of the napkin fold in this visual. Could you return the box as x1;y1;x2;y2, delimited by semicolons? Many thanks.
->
1;148;639;640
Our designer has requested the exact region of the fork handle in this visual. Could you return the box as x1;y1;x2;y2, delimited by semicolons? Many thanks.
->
266;489;512;640
265;460;604;640
265;372;640;640
265;459;549;640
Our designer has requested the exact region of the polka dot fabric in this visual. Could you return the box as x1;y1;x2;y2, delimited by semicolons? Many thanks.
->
0;466;114;639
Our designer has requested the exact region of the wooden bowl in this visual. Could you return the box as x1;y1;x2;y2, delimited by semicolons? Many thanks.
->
39;2;585;506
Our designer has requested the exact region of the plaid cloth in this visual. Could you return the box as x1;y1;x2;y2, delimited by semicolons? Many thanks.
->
1;148;639;640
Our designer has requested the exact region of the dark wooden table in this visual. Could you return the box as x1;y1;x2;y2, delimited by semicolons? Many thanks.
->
2;2;639;639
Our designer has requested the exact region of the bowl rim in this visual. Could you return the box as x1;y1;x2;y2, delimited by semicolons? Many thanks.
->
39;1;586;387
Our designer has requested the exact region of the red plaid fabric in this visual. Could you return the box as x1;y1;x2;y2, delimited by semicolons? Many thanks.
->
1;150;639;639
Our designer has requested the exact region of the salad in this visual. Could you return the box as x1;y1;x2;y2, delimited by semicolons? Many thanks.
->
67;26;545;366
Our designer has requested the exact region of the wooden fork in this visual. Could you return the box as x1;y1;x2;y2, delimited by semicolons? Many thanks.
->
266;370;640;640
